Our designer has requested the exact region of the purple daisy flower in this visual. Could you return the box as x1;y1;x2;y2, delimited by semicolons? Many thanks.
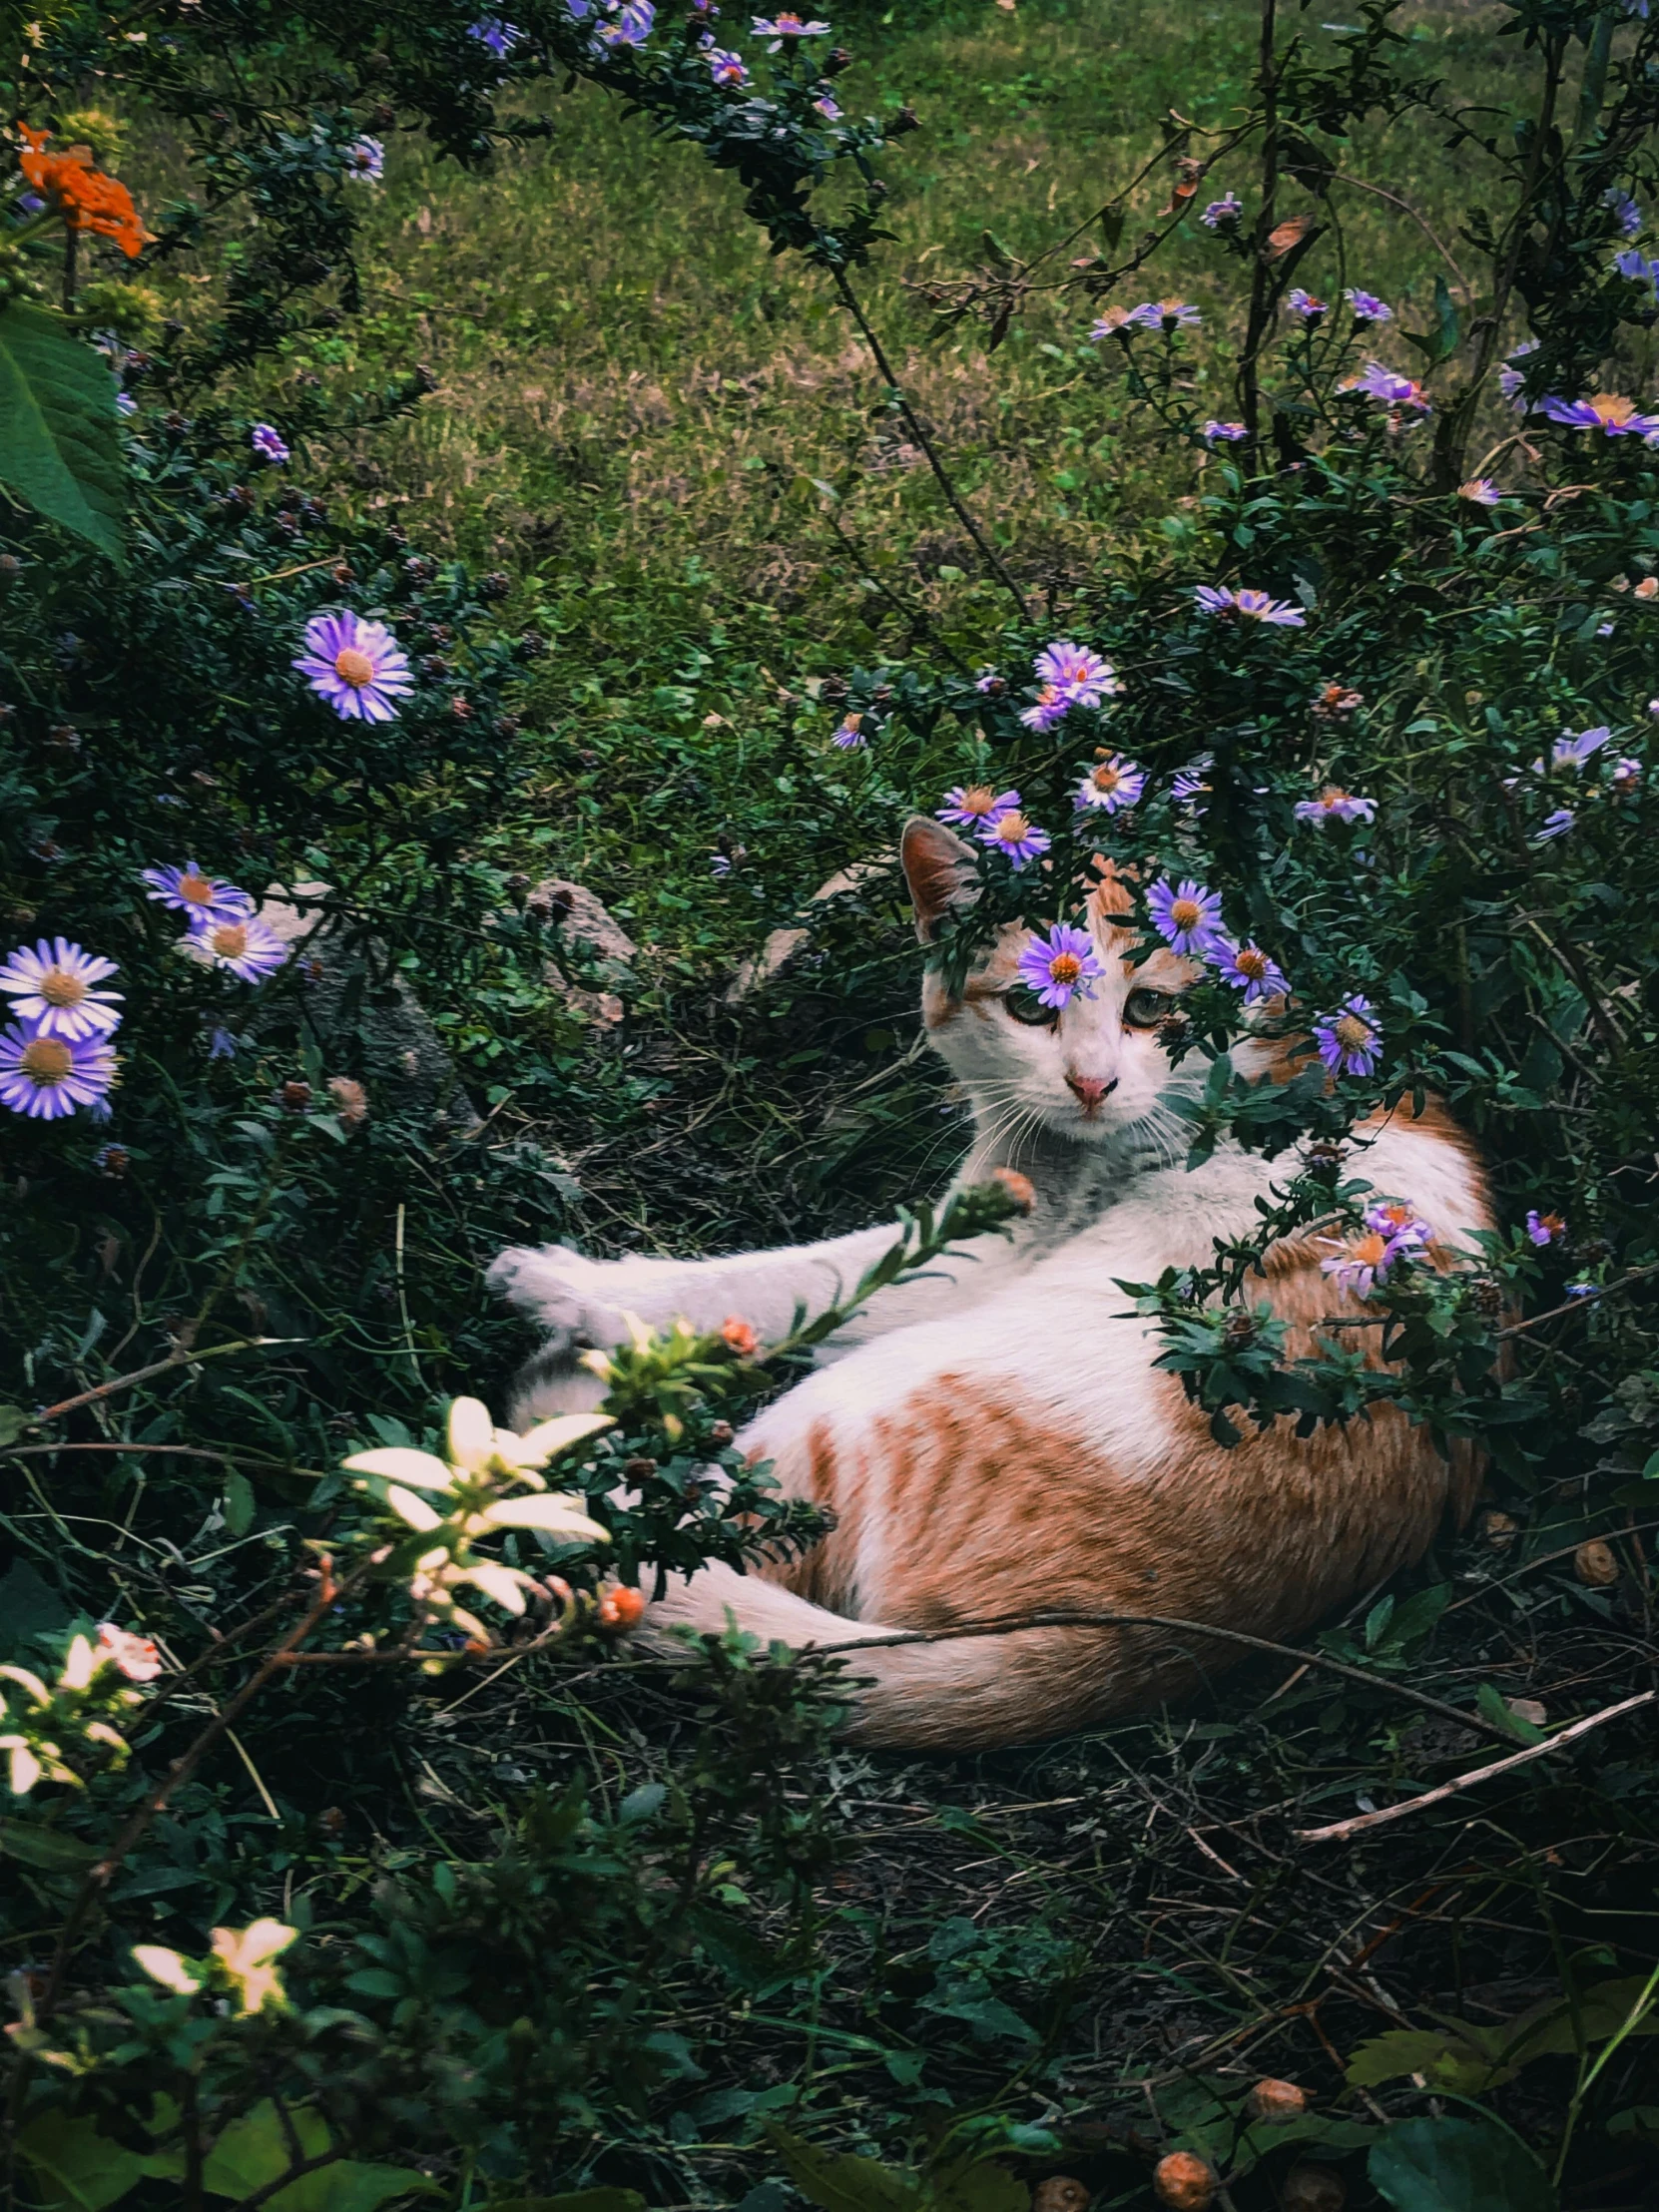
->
1458;477;1500;506
978;806;1051;869
1073;755;1145;815
1295;786;1377;825
1364;1200;1433;1259
0;1023;116;1121
1172;755;1212;808
1214;939;1289;1003
1195;584;1237;616
1525;1207;1566;1246
1613;756;1643;792
1019;686;1071;734
1286;287;1327;322
1090;306;1135;339
344;136;385;181
1343;361;1430;412
973;669;1004;695
813;92;841;120
1035;639;1119;707
1016;921;1103;1009
1234;588;1307;627
1606;188;1642;238
0;938;122;1040
1551;726;1612;769
1614;248;1659;296
709;852;733;879
599;0;655;44
293;610;414;723
1130;298;1200;331
468;15;524;55
1498;340;1538;409
830;713;867;749
1344;288;1391;325
1147;876;1225;955
251;422;289;465
188;914;289;984
142;862;255;928
752;9;828;43
1315;994;1382;1078
938;784;1018;830
1533;808;1576;842
1200;193;1241;229
1203;419;1248;442
708;45;749;83
1318;1226;1397;1299
1537;392;1659;436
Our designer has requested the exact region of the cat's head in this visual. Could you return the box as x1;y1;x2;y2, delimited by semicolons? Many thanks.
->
900;815;1215;1151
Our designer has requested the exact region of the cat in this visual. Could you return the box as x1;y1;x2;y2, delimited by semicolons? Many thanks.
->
487;815;1493;1750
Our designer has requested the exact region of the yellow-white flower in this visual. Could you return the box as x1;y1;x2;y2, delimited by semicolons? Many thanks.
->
212;1919;297;2012
133;1943;203;1995
342;1397;611;1543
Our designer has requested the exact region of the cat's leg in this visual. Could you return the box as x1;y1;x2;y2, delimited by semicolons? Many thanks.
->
488;1217;1001;1361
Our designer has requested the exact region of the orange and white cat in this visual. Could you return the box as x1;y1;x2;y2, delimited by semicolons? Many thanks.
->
488;818;1492;1749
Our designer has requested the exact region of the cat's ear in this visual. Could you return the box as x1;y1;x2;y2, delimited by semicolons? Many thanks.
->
900;816;978;942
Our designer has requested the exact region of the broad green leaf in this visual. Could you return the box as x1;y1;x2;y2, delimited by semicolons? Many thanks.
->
1369;2115;1554;2212
0;303;125;562
201;2100;433;2212
17;2113;148;2212
0;1402;27;1446
1348;2024;1510;2092
224;1468;256;1536
930;2156;1028;2212
0;1817;104;1871
765;2125;924;2212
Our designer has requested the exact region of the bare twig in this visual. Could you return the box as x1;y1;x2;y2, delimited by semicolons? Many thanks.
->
1294;1690;1656;1844
31;1338;290;1425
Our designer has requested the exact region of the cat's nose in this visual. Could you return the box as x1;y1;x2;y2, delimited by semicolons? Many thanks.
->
1065;1073;1118;1113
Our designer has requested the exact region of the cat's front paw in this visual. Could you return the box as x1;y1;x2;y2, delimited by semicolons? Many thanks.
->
486;1243;634;1352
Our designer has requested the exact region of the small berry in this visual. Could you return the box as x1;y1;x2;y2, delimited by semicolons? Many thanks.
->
1574;1538;1620;1587
1153;2153;1215;2212
1247;2077;1307;2122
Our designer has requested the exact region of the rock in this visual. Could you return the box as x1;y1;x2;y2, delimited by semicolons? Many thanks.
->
724;855;892;1003
527;877;636;1026
255;880;473;1122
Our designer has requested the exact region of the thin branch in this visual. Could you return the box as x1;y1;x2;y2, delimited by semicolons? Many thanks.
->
1327;174;1470;291
801;1606;1519;1743
30;1338;291;1425
1294;1690;1656;1844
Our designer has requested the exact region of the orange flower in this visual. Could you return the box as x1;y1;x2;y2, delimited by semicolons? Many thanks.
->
17;124;148;257
720;1315;760;1359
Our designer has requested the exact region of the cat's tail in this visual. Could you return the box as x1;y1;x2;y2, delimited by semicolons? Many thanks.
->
642;1564;1143;1750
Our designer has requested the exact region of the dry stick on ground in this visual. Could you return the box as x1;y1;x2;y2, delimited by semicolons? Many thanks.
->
1294;1688;1657;1846
805;1607;1521;1744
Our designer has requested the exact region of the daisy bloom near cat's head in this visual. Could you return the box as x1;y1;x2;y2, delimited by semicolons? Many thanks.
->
1147;876;1225;956
977;807;1051;868
1318;1227;1395;1298
293;610;414;723
1365;1200;1432;1258
937;784;1017;830
1526;1207;1566;1246
1315;994;1382;1078
1214;940;1289;1004
1017;922;1104;1009
0;1023;117;1120
0;938;122;1039
1073;755;1145;814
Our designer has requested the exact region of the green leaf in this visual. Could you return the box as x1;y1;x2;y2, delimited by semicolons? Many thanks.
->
1433;274;1461;362
224;1468;256;1536
200;2101;433;2212
17;2114;148;2212
0;1402;27;1446
1476;1682;1545;1744
486;2197;648;2212
0;303;126;562
1347;2023;1510;2093
0;1817;104;1871
765;2125;924;2212
1369;2115;1554;2212
930;2157;1028;2212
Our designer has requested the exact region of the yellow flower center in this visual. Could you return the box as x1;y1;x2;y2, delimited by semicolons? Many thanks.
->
1091;764;1121;792
334;646;376;689
994;812;1030;842
1334;1013;1373;1050
1236;947;1268;979
1322;789;1349;809
1352;1231;1388;1266
958;785;996;817
20;1036;73;1084
1170;897;1201;930
39;967;87;1006
179;870;214;907
1592;394;1636;427
211;923;250;958
1049;952;1082;984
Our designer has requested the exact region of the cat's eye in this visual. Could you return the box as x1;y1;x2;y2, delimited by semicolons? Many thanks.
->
1123;986;1175;1029
1003;987;1059;1027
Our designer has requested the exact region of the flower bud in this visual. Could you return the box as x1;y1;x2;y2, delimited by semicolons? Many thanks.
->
625;1456;658;1480
596;1586;646;1631
1153;2154;1215;2211
721;1315;760;1358
1247;2077;1307;2122
708;1419;736;1447
990;1166;1036;1213
277;1079;312;1113
1574;1538;1620;1587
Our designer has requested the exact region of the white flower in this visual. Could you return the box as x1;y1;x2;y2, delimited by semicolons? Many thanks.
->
133;1943;203;1995
212;1920;297;2012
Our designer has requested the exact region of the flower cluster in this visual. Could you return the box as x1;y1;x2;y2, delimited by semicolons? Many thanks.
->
1144;877;1290;1004
0;1625;158;1796
0;936;122;1121
1019;639;1120;731
18;123;147;257
134;1920;298;2014
142;860;287;992
344;1396;614;1655
1319;1200;1433;1298
937;783;1051;868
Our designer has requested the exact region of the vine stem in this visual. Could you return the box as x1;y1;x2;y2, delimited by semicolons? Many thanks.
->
1238;0;1280;445
829;263;1031;621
